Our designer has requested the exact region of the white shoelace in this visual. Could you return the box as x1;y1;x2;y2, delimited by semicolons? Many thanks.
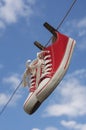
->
39;51;52;81
23;59;37;88
30;71;36;88
23;51;52;88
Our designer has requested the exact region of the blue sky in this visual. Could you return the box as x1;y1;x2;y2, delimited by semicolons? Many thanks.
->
0;0;86;130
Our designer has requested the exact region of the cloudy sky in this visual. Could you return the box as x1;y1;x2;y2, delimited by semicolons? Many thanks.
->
0;0;86;130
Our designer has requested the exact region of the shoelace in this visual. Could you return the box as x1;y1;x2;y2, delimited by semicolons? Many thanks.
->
39;51;52;82
30;72;36;92
23;51;52;89
29;61;38;92
23;59;37;89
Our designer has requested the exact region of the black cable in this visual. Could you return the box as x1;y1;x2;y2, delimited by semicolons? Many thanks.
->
45;0;77;47
57;0;77;30
0;80;23;115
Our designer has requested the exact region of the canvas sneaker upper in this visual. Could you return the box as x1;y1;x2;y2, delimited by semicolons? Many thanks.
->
38;31;76;88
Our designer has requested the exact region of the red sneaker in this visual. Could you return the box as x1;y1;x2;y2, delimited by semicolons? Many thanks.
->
36;31;76;102
23;30;76;115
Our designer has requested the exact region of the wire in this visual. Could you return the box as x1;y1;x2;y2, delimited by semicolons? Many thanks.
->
57;0;77;30
0;80;23;116
45;0;77;47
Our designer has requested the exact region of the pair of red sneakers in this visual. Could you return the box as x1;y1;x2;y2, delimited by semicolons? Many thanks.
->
22;23;76;114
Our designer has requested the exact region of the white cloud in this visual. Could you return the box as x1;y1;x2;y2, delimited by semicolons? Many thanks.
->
45;127;58;130
32;127;58;130
43;69;86;118
61;120;76;128
32;129;40;130
2;73;21;89
77;17;86;28
78;30;86;37
0;92;21;107
0;93;10;106
0;73;22;107
61;120;86;130
62;17;86;51
0;0;36;28
78;37;86;50
64;17;86;36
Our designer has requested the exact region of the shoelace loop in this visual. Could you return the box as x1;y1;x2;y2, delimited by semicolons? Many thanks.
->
40;50;53;80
